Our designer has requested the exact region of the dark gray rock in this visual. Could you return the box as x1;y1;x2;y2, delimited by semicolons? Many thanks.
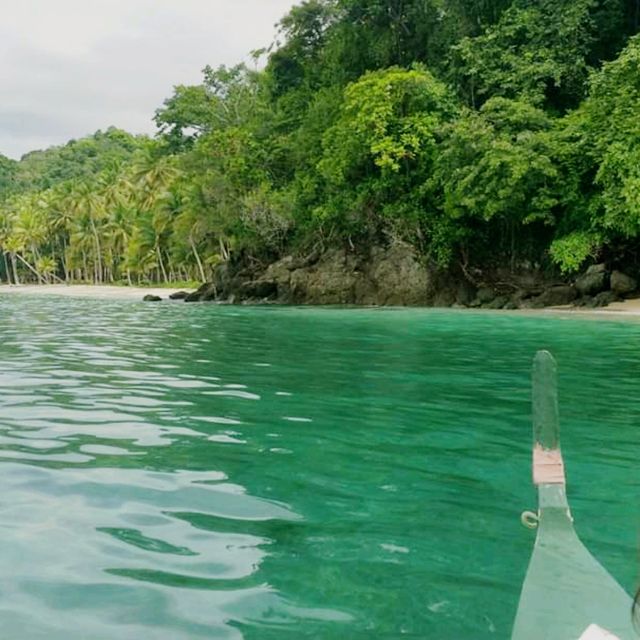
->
575;291;619;308
512;289;533;306
485;295;510;309
272;243;426;305
592;290;620;307
143;294;162;302
518;297;540;309
431;290;456;307
290;249;359;304
262;242;434;306
257;256;297;301
239;280;278;299
610;270;637;295
366;242;432;305
532;285;577;307
575;263;608;296
201;283;219;302
455;281;477;306
263;257;295;281
211;263;233;293
184;282;215;302
476;287;496;304
573;296;593;308
169;291;189;300
511;274;544;298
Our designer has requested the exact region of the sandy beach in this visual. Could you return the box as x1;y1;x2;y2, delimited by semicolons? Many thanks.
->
543;298;640;317
0;284;191;300
568;298;640;315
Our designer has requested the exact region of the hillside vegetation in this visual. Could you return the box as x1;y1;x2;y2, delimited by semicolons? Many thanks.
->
1;0;639;292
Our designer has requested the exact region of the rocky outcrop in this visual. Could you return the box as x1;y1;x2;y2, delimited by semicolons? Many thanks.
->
575;263;608;296
476;287;497;305
290;248;361;304
610;270;637;296
454;281;477;306
143;294;162;302
174;248;640;311
366;243;432;305
531;285;577;307
186;241;434;306
575;290;620;308
169;291;189;300
185;282;218;302
239;279;278;299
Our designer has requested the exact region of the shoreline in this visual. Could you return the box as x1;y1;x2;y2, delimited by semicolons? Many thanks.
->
547;299;640;316
0;284;188;300
2;283;640;318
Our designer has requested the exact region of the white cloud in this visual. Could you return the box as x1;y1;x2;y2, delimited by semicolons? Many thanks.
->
0;0;296;159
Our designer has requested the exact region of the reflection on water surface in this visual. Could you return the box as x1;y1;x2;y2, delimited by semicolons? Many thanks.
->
0;296;637;638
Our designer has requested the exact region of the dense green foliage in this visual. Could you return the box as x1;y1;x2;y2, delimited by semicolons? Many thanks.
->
1;0;640;285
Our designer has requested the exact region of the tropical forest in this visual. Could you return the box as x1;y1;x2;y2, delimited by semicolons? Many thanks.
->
1;0;640;307
2;3;640;638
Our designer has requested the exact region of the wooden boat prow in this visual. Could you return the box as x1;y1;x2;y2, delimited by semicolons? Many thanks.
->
511;351;635;640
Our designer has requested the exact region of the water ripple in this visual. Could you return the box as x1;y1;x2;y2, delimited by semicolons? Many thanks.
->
0;296;638;638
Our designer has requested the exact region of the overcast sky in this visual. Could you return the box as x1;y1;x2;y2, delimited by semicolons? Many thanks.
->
0;0;297;159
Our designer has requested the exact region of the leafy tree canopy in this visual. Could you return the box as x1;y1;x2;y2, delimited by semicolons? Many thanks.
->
2;0;640;286
11;127;147;194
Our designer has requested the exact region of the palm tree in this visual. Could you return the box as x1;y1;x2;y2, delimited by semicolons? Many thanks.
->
0;204;15;283
125;215;158;283
173;185;210;282
130;151;182;283
103;200;134;283
13;194;47;268
48;182;78;282
36;256;57;283
69;180;106;283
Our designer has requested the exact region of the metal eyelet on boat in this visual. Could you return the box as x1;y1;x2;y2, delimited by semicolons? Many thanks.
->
520;510;539;529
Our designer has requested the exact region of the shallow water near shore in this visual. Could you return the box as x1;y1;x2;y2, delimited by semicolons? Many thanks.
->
0;295;638;639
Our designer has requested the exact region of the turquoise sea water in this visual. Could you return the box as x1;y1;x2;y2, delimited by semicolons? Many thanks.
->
0;296;637;639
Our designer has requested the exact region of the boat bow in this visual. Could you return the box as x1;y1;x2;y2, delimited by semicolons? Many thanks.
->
511;351;635;640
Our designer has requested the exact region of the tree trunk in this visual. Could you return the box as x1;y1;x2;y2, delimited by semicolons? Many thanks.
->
219;237;230;262
11;253;20;284
190;236;206;283
15;253;45;284
61;237;70;283
90;219;103;283
156;245;169;284
3;252;11;284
